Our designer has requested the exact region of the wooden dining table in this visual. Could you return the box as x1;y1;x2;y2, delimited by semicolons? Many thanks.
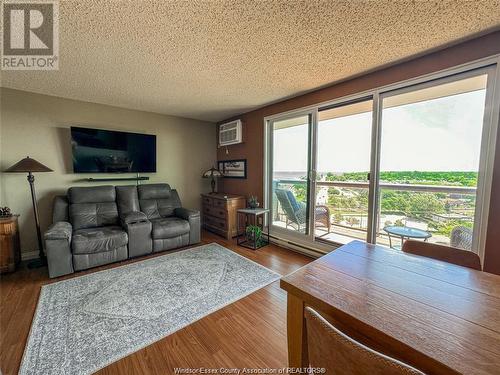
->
280;240;500;374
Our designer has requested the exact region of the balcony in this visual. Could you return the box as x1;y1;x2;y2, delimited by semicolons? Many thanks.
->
273;179;476;249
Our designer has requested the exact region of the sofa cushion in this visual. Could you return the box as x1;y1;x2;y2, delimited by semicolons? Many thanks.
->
68;186;116;204
285;190;300;212
70;202;119;230
138;186;182;220
151;217;190;239
138;184;171;200
68;186;119;230
140;199;175;219
116;185;140;216
72;226;128;254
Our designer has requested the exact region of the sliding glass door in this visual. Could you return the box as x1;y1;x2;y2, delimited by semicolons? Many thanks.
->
315;99;373;243
376;70;493;251
269;112;313;240
265;63;498;257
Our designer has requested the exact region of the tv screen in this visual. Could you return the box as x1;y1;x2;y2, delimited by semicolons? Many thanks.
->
71;127;156;173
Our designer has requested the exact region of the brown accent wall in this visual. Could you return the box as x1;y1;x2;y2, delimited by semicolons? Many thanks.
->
217;31;500;274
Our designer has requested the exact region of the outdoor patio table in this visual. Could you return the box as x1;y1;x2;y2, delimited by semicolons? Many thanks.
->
383;225;431;249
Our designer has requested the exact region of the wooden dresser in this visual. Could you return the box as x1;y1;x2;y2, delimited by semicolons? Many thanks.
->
201;193;246;239
0;215;21;274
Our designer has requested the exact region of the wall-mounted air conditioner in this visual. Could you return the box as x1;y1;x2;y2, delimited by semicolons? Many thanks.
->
219;120;242;146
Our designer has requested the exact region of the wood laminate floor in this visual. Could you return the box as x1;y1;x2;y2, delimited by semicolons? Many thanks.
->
0;231;312;374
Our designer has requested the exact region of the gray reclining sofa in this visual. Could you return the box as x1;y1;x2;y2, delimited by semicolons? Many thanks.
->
44;183;200;278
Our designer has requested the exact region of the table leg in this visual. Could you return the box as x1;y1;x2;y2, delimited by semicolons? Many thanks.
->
287;294;309;368
237;212;243;245
266;213;270;246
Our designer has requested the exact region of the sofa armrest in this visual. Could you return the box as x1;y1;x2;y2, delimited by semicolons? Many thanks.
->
121;212;152;258
174;207;200;220
44;221;74;278
175;207;200;245
45;221;72;242
121;211;148;225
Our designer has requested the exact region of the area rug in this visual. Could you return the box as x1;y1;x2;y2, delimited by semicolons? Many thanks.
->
20;243;280;375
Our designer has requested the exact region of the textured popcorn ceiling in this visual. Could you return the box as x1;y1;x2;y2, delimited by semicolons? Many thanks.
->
2;0;500;122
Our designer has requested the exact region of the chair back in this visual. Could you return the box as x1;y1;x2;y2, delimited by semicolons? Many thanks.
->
305;307;424;375
402;240;481;270
450;226;473;250
275;189;300;224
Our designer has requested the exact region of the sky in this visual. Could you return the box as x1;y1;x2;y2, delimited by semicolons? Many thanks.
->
273;89;487;174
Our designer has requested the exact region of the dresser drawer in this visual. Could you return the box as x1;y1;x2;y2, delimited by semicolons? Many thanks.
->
203;205;226;219
202;196;213;206
212;198;228;209
201;193;246;240
204;215;227;230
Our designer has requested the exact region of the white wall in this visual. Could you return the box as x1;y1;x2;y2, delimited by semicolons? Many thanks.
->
0;88;216;255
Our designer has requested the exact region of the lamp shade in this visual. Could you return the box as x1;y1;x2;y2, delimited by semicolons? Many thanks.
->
4;156;53;173
202;166;223;178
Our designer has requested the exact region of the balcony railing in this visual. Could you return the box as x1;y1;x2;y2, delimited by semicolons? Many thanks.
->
275;179;476;194
272;178;476;246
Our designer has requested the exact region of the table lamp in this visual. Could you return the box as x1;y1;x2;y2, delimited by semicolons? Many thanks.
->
202;166;223;194
4;156;53;268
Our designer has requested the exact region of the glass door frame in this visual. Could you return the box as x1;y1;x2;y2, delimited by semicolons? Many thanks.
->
376;65;498;255
265;109;318;245
264;55;500;260
316;96;376;244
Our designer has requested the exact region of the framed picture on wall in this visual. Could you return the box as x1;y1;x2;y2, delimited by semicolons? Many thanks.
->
218;159;247;179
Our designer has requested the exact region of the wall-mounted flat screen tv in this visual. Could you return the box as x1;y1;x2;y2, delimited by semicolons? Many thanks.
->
71;127;156;173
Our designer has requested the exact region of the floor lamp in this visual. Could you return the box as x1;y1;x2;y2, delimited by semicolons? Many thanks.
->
4;156;53;268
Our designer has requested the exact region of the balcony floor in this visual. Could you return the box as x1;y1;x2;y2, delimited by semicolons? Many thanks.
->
272;220;451;249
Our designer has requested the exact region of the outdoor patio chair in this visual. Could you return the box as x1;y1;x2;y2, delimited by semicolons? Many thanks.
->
450;226;473;250
275;188;331;233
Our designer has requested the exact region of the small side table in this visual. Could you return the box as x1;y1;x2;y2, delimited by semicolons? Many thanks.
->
237;208;270;250
0;215;21;274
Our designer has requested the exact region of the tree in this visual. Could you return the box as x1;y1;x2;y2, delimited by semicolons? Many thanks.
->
346;217;360;227
292;184;306;202
333;212;343;223
330;188;340;195
434;220;473;237
444;201;451;213
394;219;405;227
406;193;445;217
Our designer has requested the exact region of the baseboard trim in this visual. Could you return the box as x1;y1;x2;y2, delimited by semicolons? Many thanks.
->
268;236;327;259
21;251;40;261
